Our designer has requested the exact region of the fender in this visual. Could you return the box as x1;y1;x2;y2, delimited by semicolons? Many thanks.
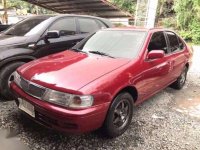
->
0;48;35;60
0;55;36;69
111;85;138;103
0;48;36;68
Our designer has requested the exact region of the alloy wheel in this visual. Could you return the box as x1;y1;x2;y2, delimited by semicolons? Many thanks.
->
113;99;130;129
179;69;186;86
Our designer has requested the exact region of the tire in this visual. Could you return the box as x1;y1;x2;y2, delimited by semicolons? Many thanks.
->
170;66;188;90
103;92;134;138
0;62;25;100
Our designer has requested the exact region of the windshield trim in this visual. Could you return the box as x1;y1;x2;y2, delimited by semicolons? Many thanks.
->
134;31;148;58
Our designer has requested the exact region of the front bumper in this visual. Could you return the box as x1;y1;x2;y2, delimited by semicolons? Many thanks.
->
10;83;110;134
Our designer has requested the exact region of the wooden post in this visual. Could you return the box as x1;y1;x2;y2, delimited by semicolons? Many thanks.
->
2;0;8;24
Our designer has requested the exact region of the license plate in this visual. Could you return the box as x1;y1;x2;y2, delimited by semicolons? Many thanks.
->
18;98;35;118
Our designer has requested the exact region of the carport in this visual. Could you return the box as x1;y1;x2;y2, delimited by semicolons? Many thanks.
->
22;0;133;18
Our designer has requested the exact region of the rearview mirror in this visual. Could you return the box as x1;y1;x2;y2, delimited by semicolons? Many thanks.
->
46;30;60;39
147;50;164;60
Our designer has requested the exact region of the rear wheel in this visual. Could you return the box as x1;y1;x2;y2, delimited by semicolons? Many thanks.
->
0;62;25;100
170;66;188;90
103;92;134;138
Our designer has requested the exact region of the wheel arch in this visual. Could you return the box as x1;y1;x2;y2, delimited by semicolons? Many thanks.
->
0;55;36;70
113;86;138;103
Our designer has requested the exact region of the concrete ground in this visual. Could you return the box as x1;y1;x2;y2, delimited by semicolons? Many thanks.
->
0;46;200;150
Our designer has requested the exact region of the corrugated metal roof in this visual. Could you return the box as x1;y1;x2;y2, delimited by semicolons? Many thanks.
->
23;0;133;18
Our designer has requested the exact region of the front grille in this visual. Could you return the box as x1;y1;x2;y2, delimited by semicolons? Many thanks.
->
36;111;58;126
20;77;46;98
36;111;78;129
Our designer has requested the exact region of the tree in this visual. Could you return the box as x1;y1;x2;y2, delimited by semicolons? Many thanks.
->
157;0;174;18
6;0;28;9
174;0;200;43
110;0;136;14
6;0;54;14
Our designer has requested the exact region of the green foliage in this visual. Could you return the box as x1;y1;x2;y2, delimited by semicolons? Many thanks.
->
162;17;177;28
179;30;193;41
6;0;54;14
174;0;200;44
190;20;200;44
157;0;174;18
6;0;29;9
110;0;136;14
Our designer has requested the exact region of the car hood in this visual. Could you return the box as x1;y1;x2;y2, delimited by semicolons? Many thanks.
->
0;34;28;47
18;50;130;92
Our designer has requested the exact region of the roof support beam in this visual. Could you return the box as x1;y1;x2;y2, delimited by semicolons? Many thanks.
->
46;1;102;7
40;0;100;4
55;5;110;10
62;8;116;13
23;0;133;18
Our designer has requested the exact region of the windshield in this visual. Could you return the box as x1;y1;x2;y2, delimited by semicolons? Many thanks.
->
79;30;146;59
3;16;51;36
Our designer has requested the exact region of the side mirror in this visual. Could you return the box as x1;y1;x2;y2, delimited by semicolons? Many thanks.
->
147;50;165;60
46;30;60;39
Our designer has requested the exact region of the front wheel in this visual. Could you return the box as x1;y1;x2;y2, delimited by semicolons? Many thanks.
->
170;66;188;90
0;62;25;100
103;92;134;138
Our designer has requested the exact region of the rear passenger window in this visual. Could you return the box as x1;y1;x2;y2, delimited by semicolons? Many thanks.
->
49;17;76;36
78;18;100;34
148;31;168;53
166;32;180;52
177;36;185;49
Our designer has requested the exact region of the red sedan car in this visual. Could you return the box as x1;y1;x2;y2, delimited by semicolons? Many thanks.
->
10;28;192;137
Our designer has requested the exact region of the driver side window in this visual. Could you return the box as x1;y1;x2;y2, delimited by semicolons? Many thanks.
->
148;31;168;53
49;17;76;36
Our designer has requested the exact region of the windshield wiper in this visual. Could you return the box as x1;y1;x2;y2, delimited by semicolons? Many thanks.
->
89;51;115;58
70;48;87;54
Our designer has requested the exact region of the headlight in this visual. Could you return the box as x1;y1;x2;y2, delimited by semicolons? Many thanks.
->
13;71;21;86
42;89;94;109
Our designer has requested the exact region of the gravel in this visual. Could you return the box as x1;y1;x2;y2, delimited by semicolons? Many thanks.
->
0;46;200;150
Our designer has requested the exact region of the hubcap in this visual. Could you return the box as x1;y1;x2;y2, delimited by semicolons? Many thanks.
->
179;71;186;85
113;100;130;129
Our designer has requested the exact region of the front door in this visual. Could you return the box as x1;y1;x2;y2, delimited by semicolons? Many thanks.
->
136;31;173;102
34;17;84;58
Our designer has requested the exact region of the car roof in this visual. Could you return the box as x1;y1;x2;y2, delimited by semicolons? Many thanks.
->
26;14;113;27
52;14;107;20
103;27;174;33
27;14;105;19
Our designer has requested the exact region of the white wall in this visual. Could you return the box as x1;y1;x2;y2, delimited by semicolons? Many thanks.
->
109;18;130;26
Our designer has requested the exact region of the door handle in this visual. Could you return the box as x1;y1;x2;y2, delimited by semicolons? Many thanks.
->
167;61;174;71
156;66;163;70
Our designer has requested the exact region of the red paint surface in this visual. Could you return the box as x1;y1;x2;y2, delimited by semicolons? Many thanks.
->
11;28;192;133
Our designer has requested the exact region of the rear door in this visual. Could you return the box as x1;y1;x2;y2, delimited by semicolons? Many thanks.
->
165;31;187;80
77;17;102;39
